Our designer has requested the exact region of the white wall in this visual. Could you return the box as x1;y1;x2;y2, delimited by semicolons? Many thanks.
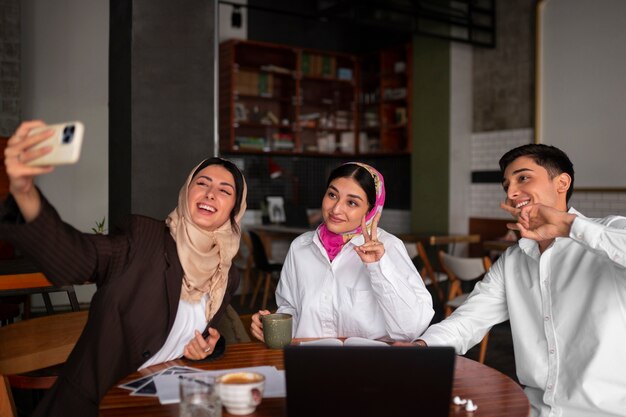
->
448;42;472;243
219;0;247;42
21;0;109;306
538;0;626;188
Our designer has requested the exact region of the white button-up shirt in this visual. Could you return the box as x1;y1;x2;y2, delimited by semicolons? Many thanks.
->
276;228;434;341
421;208;626;417
138;294;208;370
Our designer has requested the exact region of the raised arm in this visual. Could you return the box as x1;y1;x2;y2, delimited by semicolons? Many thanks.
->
503;202;626;268
4;121;56;221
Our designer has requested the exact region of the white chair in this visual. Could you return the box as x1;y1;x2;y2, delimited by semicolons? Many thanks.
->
438;250;492;363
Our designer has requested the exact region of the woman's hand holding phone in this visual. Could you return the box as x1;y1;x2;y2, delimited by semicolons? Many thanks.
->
4;121;55;190
4;121;60;221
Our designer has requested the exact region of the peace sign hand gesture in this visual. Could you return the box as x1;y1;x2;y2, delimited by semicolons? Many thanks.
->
354;212;385;263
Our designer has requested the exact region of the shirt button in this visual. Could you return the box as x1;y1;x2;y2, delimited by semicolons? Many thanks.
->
142;350;151;358
544;316;550;321
549;349;555;354
547;384;553;390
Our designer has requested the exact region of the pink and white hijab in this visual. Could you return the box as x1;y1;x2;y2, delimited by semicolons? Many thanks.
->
317;162;386;261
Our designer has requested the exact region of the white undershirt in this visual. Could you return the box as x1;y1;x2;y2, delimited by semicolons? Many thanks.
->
138;294;208;370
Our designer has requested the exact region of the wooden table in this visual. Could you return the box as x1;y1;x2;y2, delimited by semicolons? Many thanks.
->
0;310;88;416
101;342;530;417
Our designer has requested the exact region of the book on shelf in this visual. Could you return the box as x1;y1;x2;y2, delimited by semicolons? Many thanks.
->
337;67;353;80
298;337;389;347
301;53;337;77
258;72;274;97
272;133;295;150
235;136;269;151
235;70;274;97
260;64;292;75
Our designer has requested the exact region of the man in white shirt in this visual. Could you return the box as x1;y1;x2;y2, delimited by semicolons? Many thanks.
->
409;144;626;417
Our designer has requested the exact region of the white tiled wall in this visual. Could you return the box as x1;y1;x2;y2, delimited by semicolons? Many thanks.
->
471;129;533;171
569;192;626;218
470;129;626;219
471;129;533;219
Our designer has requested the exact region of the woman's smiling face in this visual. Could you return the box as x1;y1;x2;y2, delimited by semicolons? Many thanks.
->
187;164;236;231
321;176;370;234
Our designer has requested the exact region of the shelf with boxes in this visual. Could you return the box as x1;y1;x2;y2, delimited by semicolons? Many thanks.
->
219;39;411;156
220;40;298;153
359;43;412;154
297;51;357;154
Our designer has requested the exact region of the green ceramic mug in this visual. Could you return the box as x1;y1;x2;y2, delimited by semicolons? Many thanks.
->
261;313;293;349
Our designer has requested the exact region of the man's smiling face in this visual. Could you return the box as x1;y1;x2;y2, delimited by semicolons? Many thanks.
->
502;156;569;212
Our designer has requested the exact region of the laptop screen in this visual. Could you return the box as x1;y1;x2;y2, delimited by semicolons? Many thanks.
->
284;345;455;417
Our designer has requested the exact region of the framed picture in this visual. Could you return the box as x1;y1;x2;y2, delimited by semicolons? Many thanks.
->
234;102;248;122
266;196;286;224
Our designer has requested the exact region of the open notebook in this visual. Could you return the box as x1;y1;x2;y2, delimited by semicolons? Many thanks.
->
284;345;455;417
298;337;388;347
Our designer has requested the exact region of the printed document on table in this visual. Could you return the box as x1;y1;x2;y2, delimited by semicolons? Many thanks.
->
153;365;286;405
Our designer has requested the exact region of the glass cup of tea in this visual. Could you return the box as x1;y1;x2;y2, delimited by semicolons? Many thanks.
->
179;374;222;417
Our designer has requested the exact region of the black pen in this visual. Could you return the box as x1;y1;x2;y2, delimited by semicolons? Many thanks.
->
178;375;213;387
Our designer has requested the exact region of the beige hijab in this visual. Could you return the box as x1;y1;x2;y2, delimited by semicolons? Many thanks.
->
166;158;247;321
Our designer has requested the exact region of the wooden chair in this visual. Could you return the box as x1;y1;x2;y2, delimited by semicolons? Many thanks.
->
247;230;283;310
0;311;87;417
438;250;492;364
415;242;448;303
0;266;82;411
0;302;20;326
403;241;447;303
234;231;255;306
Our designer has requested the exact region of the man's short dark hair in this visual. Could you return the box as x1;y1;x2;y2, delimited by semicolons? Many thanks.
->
499;144;575;202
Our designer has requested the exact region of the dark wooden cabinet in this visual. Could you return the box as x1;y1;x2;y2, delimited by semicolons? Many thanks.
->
219;39;411;156
359;43;412;154
219;40;298;153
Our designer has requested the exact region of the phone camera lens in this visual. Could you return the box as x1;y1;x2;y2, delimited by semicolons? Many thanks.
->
62;125;75;144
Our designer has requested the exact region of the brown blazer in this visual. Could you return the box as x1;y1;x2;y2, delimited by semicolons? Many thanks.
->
0;193;239;417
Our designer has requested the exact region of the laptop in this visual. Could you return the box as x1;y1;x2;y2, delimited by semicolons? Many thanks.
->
284;345;455;417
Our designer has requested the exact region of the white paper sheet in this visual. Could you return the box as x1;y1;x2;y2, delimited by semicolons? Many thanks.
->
153;366;286;405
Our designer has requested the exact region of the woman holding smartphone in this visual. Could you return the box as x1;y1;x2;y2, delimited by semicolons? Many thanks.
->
250;162;434;342
1;121;246;417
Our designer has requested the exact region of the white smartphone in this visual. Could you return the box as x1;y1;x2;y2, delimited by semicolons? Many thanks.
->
26;121;84;166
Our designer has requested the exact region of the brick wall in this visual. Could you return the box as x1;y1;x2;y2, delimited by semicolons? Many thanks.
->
470;129;626;219
0;0;20;136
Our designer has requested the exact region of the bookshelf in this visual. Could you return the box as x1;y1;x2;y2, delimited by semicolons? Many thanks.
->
359;43;412;154
220;39;358;155
219;39;411;156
